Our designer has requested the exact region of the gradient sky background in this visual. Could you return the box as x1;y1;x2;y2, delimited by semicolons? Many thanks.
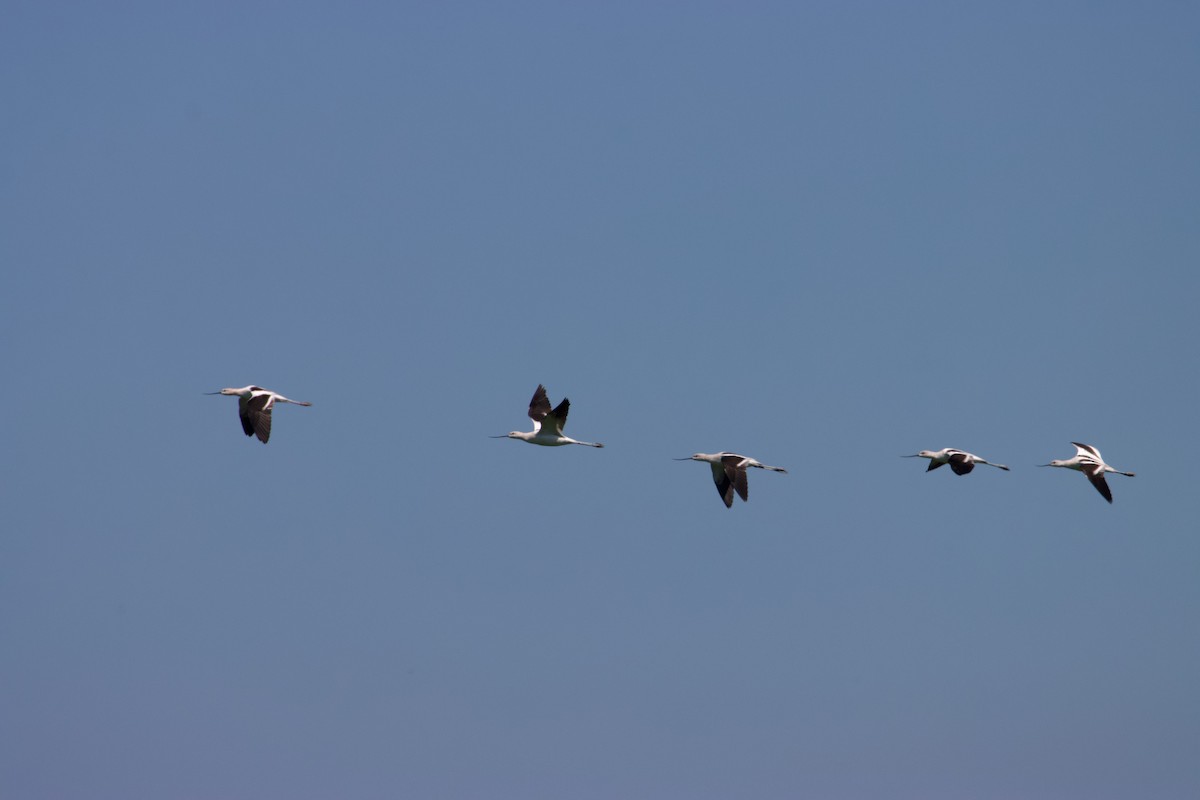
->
3;3;1199;798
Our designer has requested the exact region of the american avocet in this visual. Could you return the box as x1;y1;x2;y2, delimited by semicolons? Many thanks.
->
491;385;604;448
1039;442;1134;503
206;385;312;444
674;453;787;508
903;448;1010;475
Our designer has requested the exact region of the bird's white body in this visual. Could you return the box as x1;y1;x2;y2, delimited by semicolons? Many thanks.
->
904;448;1009;475
494;385;603;448
207;385;312;444
676;452;787;508
1040;442;1134;503
507;430;598;447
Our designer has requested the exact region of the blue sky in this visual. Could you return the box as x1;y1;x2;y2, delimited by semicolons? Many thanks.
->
3;2;1198;798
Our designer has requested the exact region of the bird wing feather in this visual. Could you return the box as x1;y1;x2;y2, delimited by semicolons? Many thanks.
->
721;454;750;502
241;393;272;443
709;462;735;508
238;396;255;437
948;452;975;475
1088;472;1114;503
541;398;569;436
528;385;552;422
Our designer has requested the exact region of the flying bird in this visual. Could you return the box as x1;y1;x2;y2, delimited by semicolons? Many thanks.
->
903;448;1010;475
675;452;787;508
206;385;312;444
491;385;604;448
1039;442;1134;503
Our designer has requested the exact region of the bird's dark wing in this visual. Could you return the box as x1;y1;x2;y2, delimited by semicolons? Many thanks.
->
926;460;946;472
722;454;750;502
238;396;255;437
1086;469;1113;503
710;462;735;508
545;397;570;434
527;385;552;423
254;410;272;443
948;453;975;475
241;394;272;444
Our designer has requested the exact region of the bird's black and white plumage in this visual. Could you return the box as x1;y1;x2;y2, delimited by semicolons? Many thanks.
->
239;391;273;442
528;384;571;438
492;384;604;447
904;448;1010;475
207;385;312;444
1040;442;1135;503
675;452;788;508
